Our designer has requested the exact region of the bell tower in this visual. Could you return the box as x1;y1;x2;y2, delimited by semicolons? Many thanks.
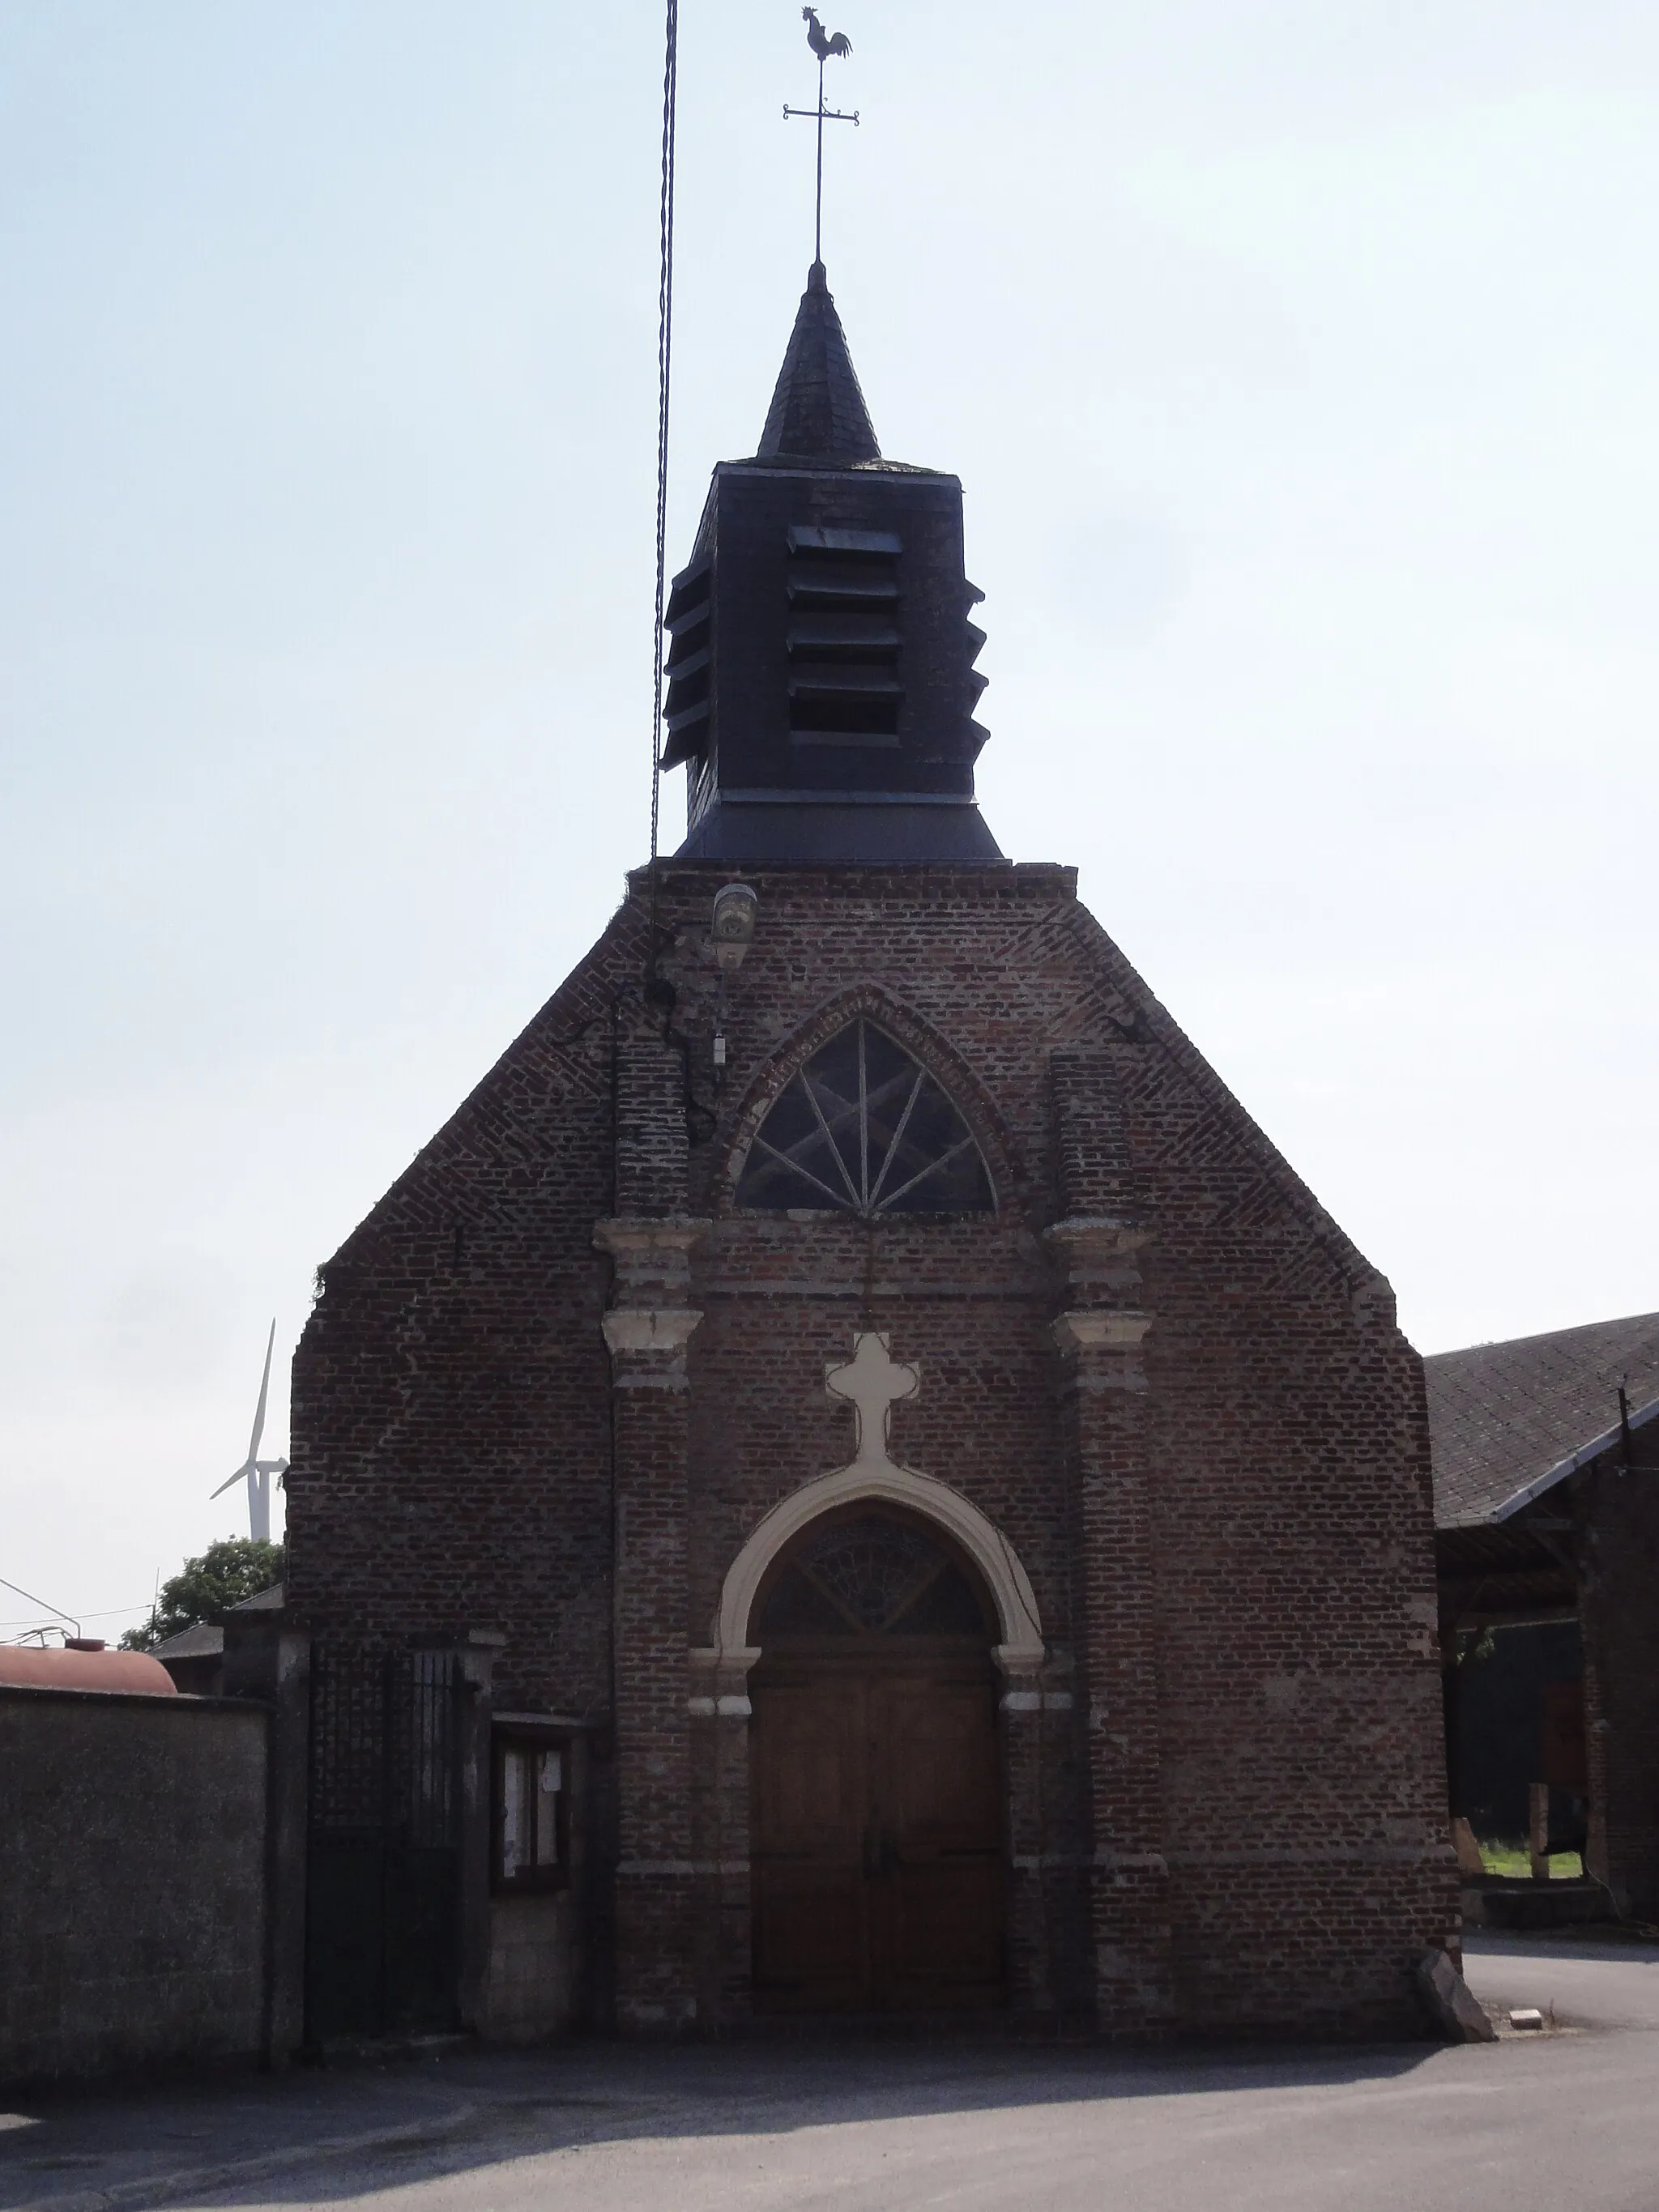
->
660;263;1001;863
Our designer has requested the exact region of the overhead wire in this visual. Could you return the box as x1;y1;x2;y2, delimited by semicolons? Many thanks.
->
636;5;712;1149
0;1573;79;1636
646;0;680;977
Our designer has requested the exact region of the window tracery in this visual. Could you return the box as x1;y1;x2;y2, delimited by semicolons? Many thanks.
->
756;1513;990;1639
735;1018;992;1217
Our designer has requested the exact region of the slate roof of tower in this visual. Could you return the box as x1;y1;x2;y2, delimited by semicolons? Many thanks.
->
755;262;881;463
1425;1312;1659;1528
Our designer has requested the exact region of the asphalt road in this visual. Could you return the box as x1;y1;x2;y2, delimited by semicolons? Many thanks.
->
6;1934;1659;2212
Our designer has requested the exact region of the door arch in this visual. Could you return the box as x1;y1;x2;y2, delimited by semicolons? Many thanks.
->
710;1457;1045;1675
748;1502;1008;2014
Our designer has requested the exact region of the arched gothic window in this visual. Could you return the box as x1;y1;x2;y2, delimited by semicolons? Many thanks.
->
735;1017;993;1217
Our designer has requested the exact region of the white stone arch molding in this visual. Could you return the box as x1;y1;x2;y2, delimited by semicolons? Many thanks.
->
697;1460;1046;1698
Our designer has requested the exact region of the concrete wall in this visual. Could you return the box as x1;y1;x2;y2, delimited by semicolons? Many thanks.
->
0;1684;268;2084
480;1894;578;2041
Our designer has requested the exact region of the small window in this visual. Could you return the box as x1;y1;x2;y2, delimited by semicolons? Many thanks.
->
492;1733;569;1892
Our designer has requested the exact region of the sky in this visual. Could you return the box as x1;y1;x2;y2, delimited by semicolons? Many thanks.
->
2;1;1656;1641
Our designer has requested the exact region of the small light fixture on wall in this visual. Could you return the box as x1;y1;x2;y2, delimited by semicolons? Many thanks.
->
711;882;758;971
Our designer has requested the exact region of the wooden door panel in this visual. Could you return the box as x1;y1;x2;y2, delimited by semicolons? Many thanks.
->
752;1680;869;2006
753;1863;865;2004
753;1686;864;1855
870;1672;1004;2005
752;1656;1006;2014
883;1681;1001;1848
889;1860;1004;1989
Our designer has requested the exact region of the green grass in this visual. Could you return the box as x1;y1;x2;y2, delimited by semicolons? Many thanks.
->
1478;1840;1584;1880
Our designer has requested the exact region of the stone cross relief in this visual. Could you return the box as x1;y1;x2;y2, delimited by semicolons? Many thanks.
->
825;1331;918;1468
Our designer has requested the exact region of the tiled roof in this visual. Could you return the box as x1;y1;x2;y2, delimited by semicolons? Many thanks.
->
755;262;880;463
230;1580;284;1613
1426;1312;1659;1528
151;1620;224;1660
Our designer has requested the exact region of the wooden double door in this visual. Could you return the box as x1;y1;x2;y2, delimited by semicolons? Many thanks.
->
750;1652;1006;2012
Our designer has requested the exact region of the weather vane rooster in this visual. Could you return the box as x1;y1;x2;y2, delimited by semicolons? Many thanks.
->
803;8;852;60
786;10;859;265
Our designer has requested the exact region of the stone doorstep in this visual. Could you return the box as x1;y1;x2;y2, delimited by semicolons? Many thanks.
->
306;2031;479;2069
710;2010;1125;2044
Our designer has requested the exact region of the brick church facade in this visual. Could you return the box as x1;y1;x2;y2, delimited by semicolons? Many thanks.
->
286;266;1456;2042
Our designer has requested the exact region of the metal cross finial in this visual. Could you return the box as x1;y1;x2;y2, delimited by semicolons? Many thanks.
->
784;9;859;267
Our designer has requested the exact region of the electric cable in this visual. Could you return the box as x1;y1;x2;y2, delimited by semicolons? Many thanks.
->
647;0;680;974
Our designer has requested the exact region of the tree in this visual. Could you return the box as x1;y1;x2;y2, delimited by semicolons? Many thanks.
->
120;1538;284;1650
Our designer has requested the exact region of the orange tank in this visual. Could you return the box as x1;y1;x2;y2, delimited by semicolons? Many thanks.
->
0;1643;179;1695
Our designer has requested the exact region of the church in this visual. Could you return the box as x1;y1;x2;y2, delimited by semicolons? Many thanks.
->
286;262;1457;2044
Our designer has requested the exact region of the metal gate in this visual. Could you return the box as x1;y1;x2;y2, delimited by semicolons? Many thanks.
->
305;1646;465;2042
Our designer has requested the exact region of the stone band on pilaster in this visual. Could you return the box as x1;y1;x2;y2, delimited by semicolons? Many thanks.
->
1051;1307;1153;1391
1046;1216;1156;1392
687;1644;761;1720
595;1216;710;1389
602;1306;703;1353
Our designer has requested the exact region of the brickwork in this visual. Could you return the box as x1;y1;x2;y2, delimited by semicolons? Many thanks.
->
287;859;1456;2038
610;1378;697;2026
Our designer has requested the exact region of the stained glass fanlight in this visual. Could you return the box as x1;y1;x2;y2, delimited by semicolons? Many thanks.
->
735;1018;993;1217
756;1513;992;1639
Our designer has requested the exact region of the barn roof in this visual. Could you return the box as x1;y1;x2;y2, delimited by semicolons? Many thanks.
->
1426;1311;1659;1529
150;1619;225;1661
149;1581;284;1664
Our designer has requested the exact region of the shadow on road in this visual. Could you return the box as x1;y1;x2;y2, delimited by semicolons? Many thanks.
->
0;2035;1452;2211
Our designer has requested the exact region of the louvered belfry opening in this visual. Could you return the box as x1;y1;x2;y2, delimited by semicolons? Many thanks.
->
787;526;902;744
660;552;711;771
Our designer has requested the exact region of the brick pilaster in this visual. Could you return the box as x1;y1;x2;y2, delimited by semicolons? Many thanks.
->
595;1208;709;2029
1053;1292;1171;2032
1046;1046;1170;2031
997;1652;1054;2018
688;1647;759;2026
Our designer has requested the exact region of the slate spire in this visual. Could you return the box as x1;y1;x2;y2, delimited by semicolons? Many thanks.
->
755;262;881;464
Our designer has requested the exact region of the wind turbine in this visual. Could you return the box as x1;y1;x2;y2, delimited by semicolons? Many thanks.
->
211;1320;288;1543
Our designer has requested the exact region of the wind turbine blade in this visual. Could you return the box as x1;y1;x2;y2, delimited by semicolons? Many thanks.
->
211;1461;254;1500
246;1319;276;1463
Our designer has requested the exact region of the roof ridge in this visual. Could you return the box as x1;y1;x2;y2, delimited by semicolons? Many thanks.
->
1424;1309;1659;1364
